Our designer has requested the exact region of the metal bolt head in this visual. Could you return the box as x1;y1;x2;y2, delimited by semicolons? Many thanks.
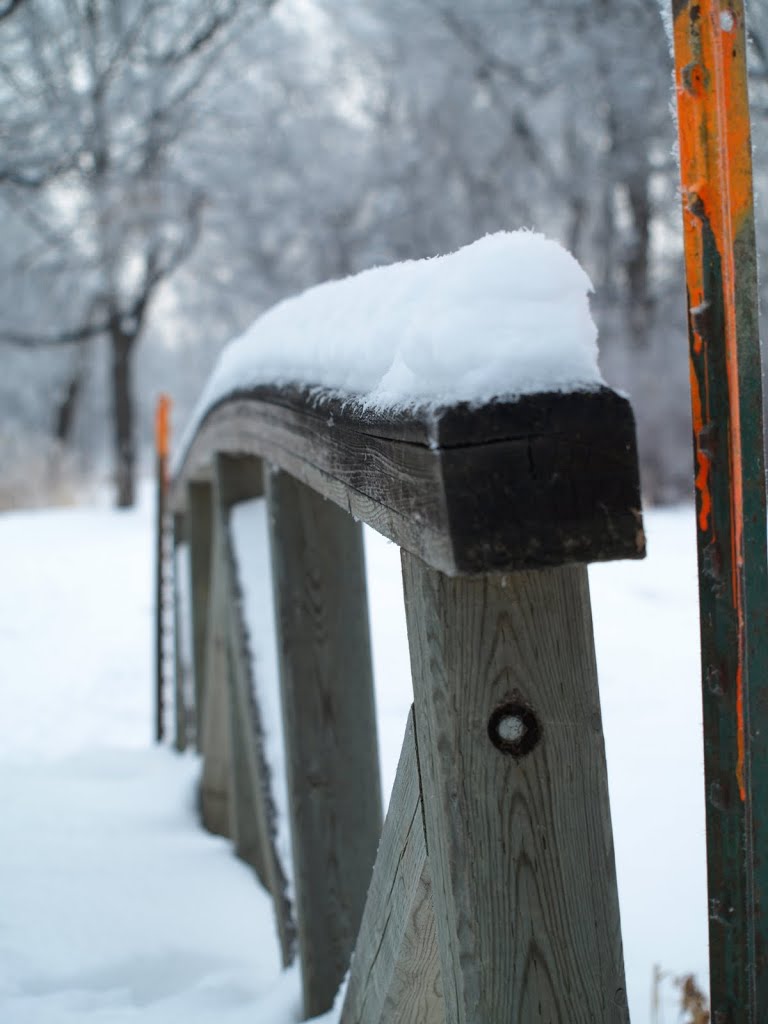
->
488;702;541;758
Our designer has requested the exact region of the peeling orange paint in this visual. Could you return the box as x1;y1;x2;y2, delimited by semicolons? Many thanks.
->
690;362;713;533
155;393;172;459
674;0;752;803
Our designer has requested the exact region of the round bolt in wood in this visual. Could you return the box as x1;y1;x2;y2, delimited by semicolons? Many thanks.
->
488;702;541;758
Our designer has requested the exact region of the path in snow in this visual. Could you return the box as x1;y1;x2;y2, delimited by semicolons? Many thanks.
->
0;486;707;1023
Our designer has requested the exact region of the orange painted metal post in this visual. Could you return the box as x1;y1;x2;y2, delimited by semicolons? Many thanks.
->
154;394;171;744
671;1;768;1018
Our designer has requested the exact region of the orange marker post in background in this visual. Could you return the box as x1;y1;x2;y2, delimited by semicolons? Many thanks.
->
154;393;172;744
155;392;171;482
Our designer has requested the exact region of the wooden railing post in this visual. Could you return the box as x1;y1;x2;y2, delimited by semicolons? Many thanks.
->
402;556;628;1024
186;479;213;751
199;476;233;838
172;511;189;753
213;453;295;967
171;382;643;1020
213;454;265;868
266;467;383;1019
154;462;167;744
340;708;442;1024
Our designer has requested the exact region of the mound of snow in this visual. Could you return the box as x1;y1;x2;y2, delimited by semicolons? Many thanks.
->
182;231;603;452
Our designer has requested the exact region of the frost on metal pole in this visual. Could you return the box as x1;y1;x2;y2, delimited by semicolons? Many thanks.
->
671;1;768;1017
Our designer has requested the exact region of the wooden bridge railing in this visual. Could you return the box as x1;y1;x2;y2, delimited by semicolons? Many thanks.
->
164;382;645;1023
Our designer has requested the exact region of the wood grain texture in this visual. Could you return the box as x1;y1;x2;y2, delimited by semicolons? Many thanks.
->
172;512;188;753
216;452;265;507
224;642;268;880
199;496;232;838
214;454;295;967
266;468;383;1019
172;386;644;575
186;480;213;750
340;708;444;1024
215;457;268;882
379;860;442;1024
402;553;628;1024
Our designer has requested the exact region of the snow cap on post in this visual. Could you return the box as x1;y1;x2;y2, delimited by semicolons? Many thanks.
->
182;231;604;448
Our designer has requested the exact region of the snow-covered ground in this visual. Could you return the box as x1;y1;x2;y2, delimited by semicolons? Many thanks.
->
0;485;707;1023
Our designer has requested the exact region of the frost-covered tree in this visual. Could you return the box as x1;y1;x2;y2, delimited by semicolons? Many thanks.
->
5;0;767;506
0;0;276;506
170;0;692;499
311;0;688;498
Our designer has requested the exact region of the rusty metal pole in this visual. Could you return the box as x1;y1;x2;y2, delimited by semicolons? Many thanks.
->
154;393;171;744
671;2;768;1018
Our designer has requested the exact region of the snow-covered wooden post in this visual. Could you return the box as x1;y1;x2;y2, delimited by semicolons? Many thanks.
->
168;233;646;1023
339;388;643;1024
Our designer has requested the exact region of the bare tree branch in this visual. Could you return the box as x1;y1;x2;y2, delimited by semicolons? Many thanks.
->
0;321;108;348
0;157;77;189
0;0;27;23
431;3;543;92
143;0;276;66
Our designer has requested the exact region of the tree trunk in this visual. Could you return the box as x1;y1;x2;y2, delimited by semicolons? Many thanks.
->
54;370;82;445
109;318;136;509
624;173;652;350
53;343;88;446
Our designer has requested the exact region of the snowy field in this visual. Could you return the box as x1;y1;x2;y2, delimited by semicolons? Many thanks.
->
0;484;707;1023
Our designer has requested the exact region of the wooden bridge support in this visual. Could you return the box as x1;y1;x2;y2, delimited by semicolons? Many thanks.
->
213;453;295;966
186;479;213;752
266;468;383;1019
177;458;298;965
341;563;628;1024
169;385;644;1023
171;511;189;753
402;557;627;1023
199;475;233;838
340;708;442;1024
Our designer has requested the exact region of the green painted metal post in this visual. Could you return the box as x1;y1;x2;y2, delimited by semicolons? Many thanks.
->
671;1;768;1017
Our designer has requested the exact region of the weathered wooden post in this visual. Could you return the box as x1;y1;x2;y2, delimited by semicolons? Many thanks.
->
172;511;189;753
403;560;626;1023
199;472;233;837
340;708;441;1024
266;467;383;1019
213;454;266;868
186;478;213;752
213;453;295;967
340;388;643;1024
171;379;642;1021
